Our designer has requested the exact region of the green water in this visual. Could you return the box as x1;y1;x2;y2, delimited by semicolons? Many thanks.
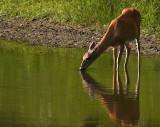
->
0;40;160;127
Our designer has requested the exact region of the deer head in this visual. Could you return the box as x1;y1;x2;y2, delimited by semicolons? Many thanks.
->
80;42;99;70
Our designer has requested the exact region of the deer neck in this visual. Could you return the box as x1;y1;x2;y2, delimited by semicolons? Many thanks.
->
96;30;113;54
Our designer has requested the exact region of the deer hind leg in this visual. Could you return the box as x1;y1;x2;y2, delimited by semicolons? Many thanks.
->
124;42;131;69
136;38;140;66
136;38;140;82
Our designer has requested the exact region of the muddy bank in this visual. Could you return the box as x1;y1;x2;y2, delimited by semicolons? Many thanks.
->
0;17;160;56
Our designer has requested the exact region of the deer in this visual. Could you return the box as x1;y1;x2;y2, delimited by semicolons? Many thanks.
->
80;8;141;73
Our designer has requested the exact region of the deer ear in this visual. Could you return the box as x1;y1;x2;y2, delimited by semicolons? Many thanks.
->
89;42;96;51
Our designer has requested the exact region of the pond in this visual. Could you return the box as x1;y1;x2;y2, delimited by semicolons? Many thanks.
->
0;40;160;127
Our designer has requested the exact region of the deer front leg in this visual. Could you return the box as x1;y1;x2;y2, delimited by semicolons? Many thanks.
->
124;42;131;69
124;66;130;94
117;45;124;71
113;47;117;69
113;47;117;93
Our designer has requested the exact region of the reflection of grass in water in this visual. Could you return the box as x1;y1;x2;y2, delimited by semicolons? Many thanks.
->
0;39;84;57
0;0;160;34
0;39;56;54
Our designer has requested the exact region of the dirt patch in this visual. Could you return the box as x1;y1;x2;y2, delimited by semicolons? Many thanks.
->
0;17;160;56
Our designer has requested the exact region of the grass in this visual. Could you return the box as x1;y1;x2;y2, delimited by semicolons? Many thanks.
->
0;0;160;34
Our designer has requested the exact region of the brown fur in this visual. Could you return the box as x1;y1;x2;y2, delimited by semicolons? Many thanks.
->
80;8;141;71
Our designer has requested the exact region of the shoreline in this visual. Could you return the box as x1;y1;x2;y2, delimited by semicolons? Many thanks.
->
0;17;160;56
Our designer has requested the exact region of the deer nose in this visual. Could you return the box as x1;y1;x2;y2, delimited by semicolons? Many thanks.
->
80;60;86;70
79;67;84;70
80;62;84;70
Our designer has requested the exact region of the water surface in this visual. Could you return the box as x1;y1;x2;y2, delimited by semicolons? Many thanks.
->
0;40;160;127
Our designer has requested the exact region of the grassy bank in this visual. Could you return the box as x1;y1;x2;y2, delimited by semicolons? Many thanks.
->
0;0;160;34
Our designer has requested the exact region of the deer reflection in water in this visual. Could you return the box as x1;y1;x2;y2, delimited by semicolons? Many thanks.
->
80;67;140;127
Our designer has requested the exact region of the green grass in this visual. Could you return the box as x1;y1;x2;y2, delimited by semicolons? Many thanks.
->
0;0;160;34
